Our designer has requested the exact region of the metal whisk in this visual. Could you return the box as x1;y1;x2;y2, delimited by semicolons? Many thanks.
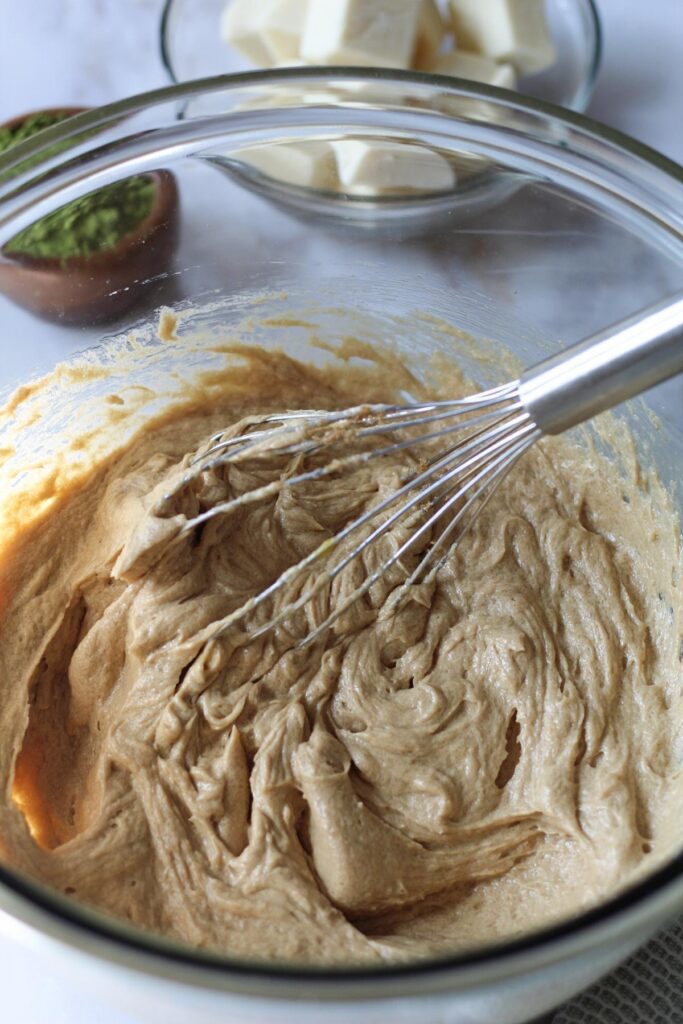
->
158;293;683;646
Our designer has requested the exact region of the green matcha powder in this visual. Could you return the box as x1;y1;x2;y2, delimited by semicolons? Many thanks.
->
0;112;155;262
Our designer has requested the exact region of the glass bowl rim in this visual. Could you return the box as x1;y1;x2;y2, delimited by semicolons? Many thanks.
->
0;67;682;995
158;0;604;114
0;67;681;245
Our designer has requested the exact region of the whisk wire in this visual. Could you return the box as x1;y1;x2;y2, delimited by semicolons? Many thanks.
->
300;421;539;647
196;403;534;644
171;398;526;541
383;427;540;613
175;383;522;497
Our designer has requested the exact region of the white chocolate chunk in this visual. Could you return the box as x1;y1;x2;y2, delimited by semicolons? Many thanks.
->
448;0;556;75
301;0;421;69
333;140;456;195
235;142;338;189
260;0;309;62
414;0;447;68
429;50;517;89
221;0;309;66
221;0;275;66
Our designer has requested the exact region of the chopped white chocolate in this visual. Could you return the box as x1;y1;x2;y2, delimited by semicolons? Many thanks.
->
332;139;456;195
235;141;338;190
221;0;309;66
260;0;309;62
414;0;447;68
448;0;556;75
301;0;421;69
429;50;517;89
221;0;275;66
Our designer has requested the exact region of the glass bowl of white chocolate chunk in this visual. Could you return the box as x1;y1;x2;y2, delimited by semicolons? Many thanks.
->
159;0;602;221
161;0;602;112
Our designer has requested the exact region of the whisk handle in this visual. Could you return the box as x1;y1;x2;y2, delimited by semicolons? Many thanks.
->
518;291;683;435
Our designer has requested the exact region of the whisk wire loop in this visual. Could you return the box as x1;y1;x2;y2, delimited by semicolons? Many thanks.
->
169;388;538;645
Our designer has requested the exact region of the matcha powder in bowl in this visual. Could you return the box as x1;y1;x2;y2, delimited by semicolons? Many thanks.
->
5;176;157;263
0;112;156;264
0;110;73;149
0;108;179;324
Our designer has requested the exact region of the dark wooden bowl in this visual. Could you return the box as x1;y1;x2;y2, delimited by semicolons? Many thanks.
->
0;108;180;326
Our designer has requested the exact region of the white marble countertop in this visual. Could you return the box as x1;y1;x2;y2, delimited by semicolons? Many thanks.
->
0;1;681;1022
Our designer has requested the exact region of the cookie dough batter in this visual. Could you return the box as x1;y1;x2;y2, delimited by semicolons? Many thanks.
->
0;342;681;963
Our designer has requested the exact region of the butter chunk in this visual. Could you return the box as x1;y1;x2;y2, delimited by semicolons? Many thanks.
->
301;0;422;69
414;0;447;68
235;141;338;189
430;50;517;89
333;139;456;195
448;0;556;75
221;0;309;66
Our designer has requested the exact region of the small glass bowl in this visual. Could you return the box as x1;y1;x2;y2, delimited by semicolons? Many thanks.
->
160;0;602;113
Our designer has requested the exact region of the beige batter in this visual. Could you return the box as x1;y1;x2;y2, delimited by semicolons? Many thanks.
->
0;340;681;964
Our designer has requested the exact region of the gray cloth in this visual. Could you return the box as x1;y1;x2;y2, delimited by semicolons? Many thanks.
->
551;918;683;1023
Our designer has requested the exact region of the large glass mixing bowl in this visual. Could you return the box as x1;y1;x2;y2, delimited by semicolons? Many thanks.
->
0;71;681;1024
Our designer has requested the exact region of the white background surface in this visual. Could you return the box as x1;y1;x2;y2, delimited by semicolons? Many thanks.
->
0;1;681;1022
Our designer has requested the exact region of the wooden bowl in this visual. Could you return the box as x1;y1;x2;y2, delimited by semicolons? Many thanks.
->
0;108;180;326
